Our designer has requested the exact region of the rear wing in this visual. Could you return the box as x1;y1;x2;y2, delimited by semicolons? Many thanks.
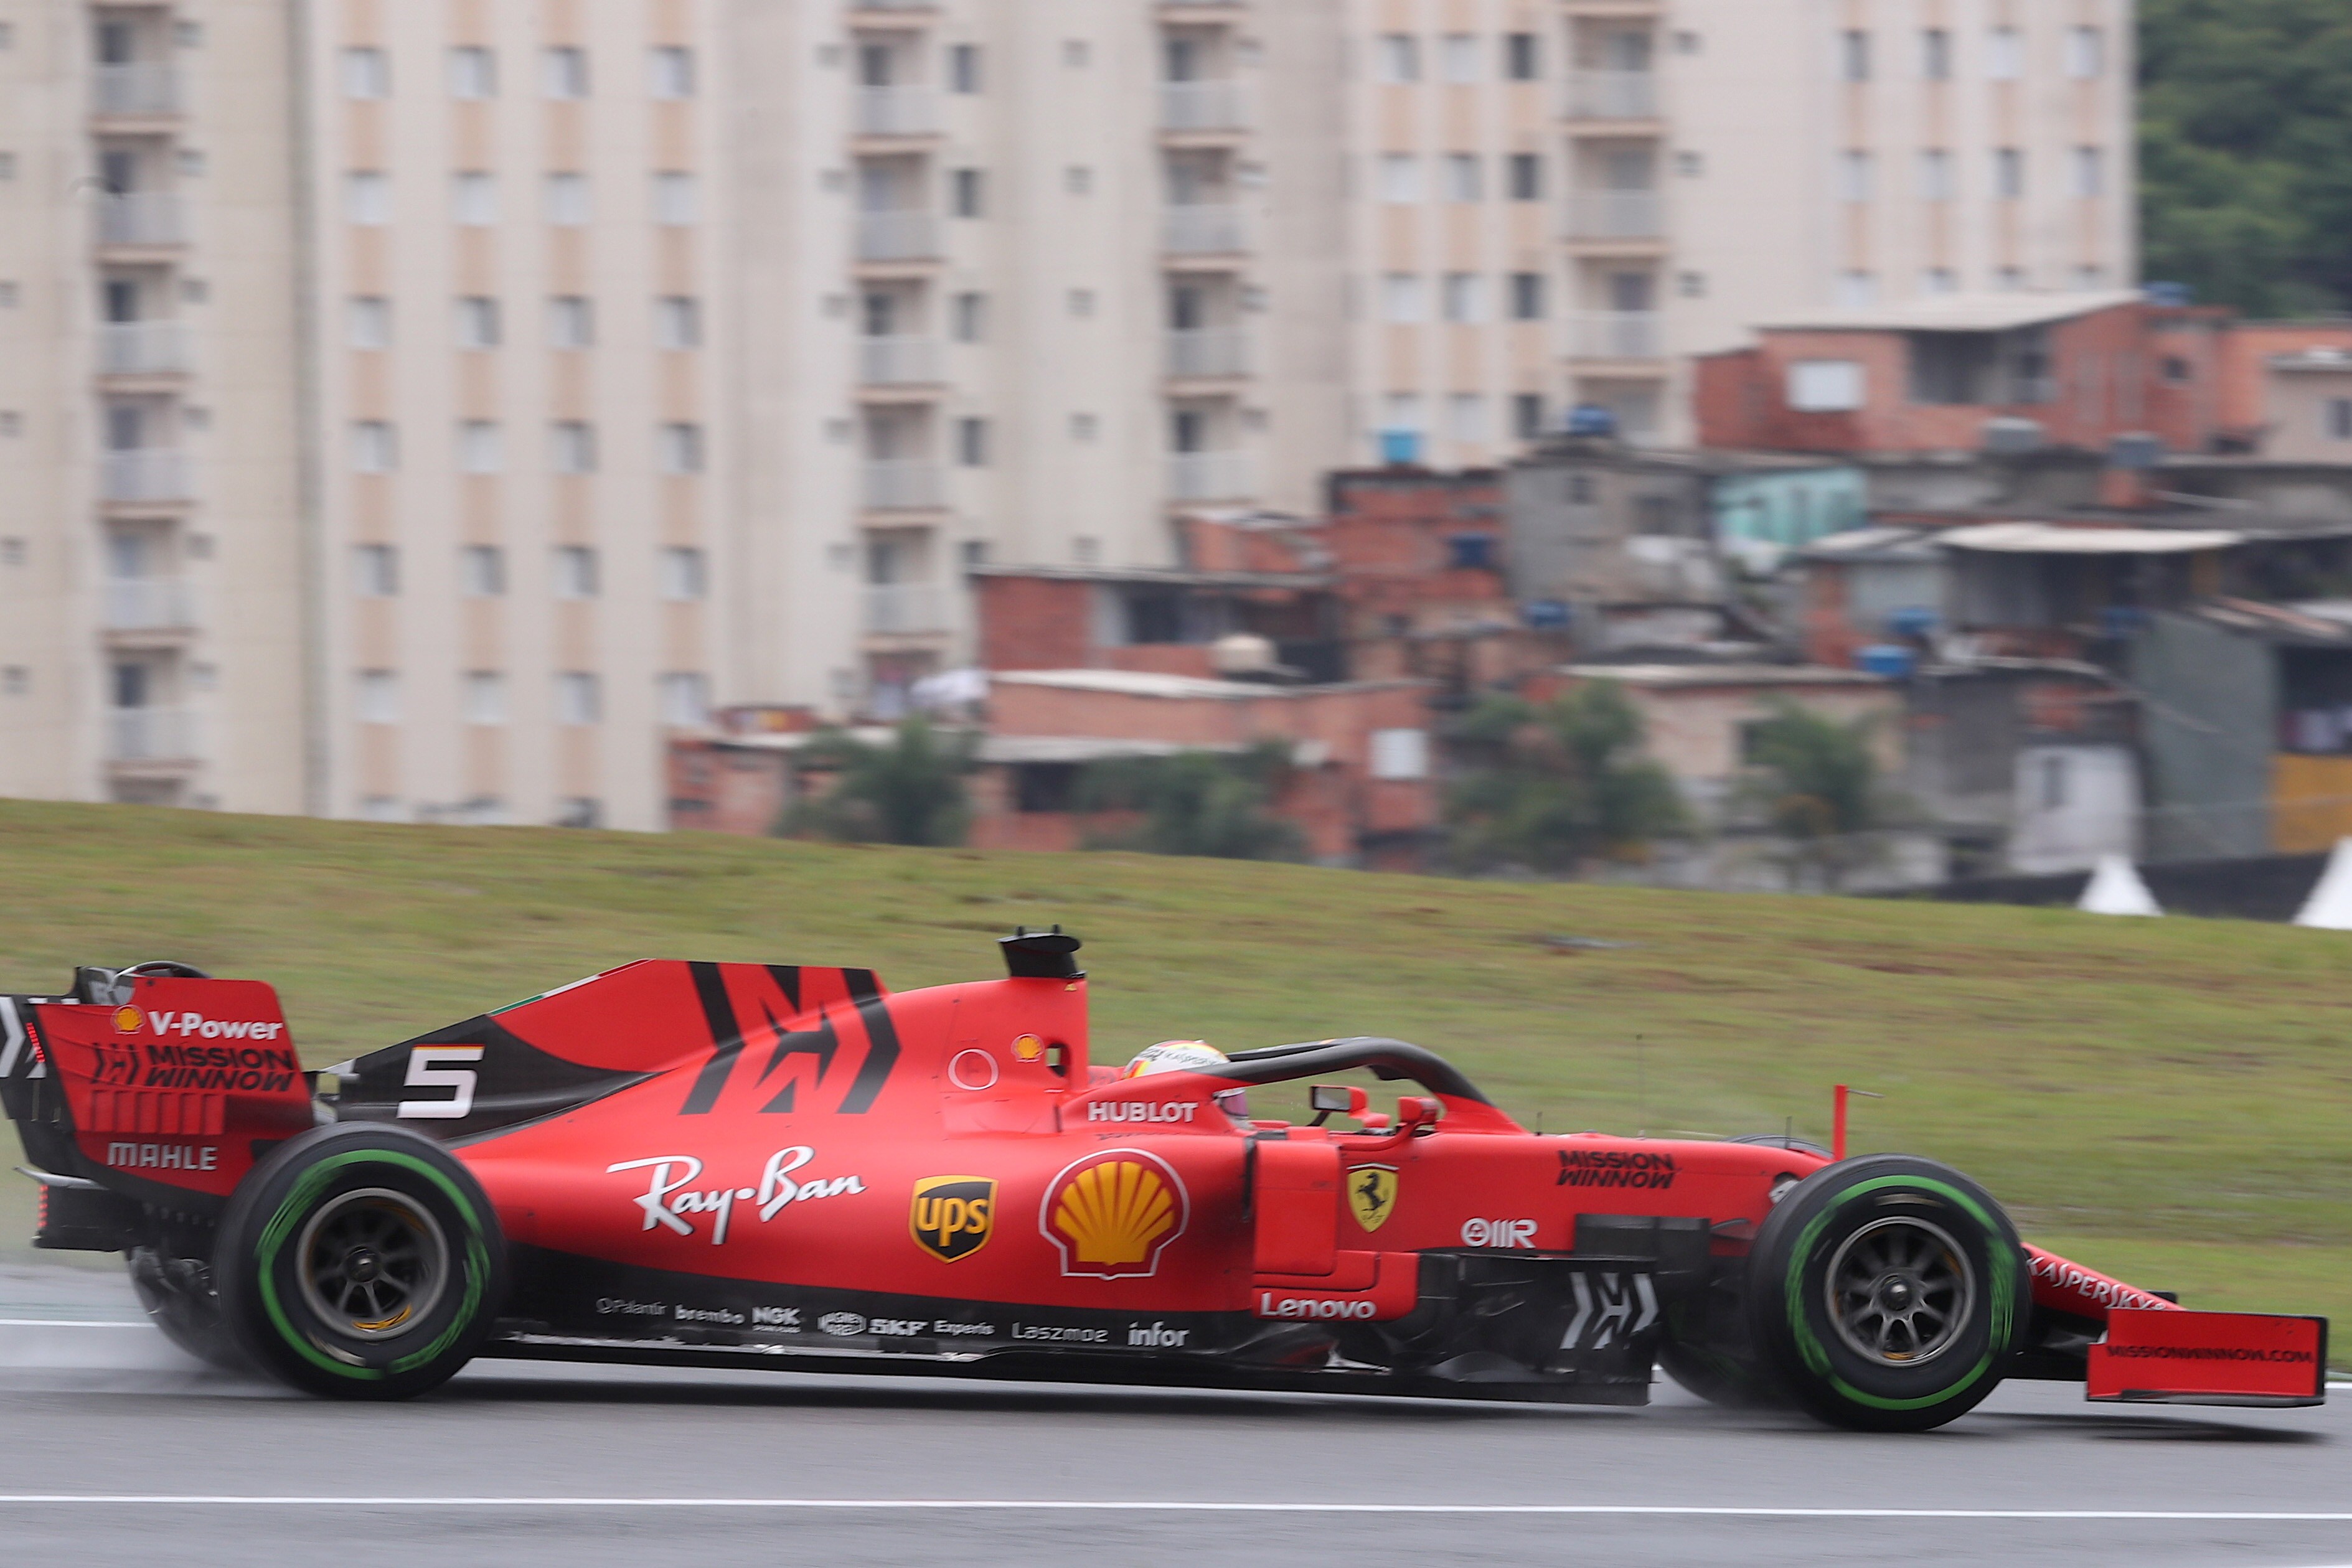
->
2;964;315;1222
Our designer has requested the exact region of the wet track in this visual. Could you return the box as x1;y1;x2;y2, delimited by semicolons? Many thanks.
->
2;1261;2347;1568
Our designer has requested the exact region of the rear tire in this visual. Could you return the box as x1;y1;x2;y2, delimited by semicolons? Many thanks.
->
1747;1154;2028;1432
217;1124;506;1400
127;1243;247;1372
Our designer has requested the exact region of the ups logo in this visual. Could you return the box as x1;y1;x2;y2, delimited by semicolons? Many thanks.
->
910;1175;995;1262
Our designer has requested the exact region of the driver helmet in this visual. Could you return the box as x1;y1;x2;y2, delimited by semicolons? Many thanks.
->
1122;1040;1228;1079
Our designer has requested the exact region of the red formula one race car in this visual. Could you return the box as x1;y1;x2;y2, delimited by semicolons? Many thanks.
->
2;933;2329;1431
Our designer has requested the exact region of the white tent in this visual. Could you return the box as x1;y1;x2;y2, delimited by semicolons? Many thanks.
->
2293;838;2352;930
2077;854;2163;918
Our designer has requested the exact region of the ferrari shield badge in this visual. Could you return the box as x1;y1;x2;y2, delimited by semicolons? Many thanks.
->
1347;1165;1398;1233
910;1175;996;1262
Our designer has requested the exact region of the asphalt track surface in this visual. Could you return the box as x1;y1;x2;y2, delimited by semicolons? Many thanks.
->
3;1262;2347;1567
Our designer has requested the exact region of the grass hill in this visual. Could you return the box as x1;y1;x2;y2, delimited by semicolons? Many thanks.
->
1;800;2346;1348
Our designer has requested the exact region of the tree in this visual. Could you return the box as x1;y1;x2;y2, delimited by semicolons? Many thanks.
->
1445;683;1687;873
1076;742;1305;861
2141;0;2352;315
1738;700;1899;890
784;718;974;847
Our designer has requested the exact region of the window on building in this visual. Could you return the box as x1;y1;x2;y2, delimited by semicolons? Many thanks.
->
1370;728;1431;781
2038;753;2069;810
2072;146;2105;199
345;171;392;225
1507;153;1542;201
1988;26;2023;81
647;45;694;100
1919;149;1953;201
357;670;399;725
951;167;984;218
2163;355;2194;384
659;672;710;728
448;45;496;100
1508;271;1546;320
353;543;398;596
555;672;601;726
464;671;507;726
1441;33;1479;83
1921;28;1951;80
1377;153;1421;203
655;295;701;349
1503;32;1539;81
550;421;596;474
1376;34;1420;83
548;295;593;348
1839;149;1873;202
451;171;498;225
1441;272;1484;323
1442;153;1483;202
1446;393;1487;442
1675;149;1705;177
659;423;705;474
342;46;390;99
2327;399;2352;442
948;42;981;94
1070;412;1099;442
544;172;590;225
2067;26;2105;80
1840;29;1871;82
1381;273;1425;323
542;45;590;99
1996;266;2029;292
956;416;989;466
454;295;501;349
347;295;390;349
1994;147;2025;199
460;544;506;596
661;546;707;601
553;544;600;598
1923;268;1960;295
351;421;397;473
1062;39;1090;68
1678;271;1708;299
1512;393;1546;440
1064;165;1093;196
951;291;985;343
458;420;503;474
652;171;697;225
1789;360;1866;411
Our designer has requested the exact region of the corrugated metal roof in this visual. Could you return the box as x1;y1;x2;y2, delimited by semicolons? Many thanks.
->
1559;664;1888;688
1751;289;2145;334
1937;522;2243;555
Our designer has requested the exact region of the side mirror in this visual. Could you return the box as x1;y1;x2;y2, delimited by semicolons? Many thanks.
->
1395;1096;1442;1136
1310;1084;1381;1129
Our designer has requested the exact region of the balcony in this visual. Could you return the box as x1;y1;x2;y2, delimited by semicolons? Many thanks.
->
856;210;943;262
1167;449;1253;502
1564;190;1663;241
1564;70;1658;120
105;578;197;633
855;85;938;137
92;63;182;118
98;321;191;376
859;335;939;385
1570;311;1665;360
861;459;943;510
863;582;947;636
849;0;936;9
100;449;193;504
108;705;197;763
1167;326;1248;378
1160;80;1249;133
96;192;186;249
1164;204;1247;255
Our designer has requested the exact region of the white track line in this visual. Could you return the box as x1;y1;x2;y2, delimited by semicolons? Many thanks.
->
0;1319;146;1328
0;1499;2349;1519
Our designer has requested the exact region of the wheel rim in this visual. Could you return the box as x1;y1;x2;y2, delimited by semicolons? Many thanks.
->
295;1188;448;1341
1823;1216;1975;1368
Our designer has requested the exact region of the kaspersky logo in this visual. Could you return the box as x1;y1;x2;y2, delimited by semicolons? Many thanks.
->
1040;1150;1188;1279
910;1175;995;1262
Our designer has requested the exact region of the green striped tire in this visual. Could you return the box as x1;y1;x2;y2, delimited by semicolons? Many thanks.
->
216;1124;507;1400
1746;1154;2028;1433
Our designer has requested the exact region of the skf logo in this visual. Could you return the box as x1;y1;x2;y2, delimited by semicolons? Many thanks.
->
1040;1149;1188;1279
910;1175;995;1262
1347;1165;1397;1233
113;1007;144;1036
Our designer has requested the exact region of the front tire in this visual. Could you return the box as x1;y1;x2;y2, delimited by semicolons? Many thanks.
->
1748;1154;2028;1432
217;1124;506;1400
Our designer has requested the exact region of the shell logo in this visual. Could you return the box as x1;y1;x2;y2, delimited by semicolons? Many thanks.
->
112;1007;144;1035
1039;1149;1189;1279
1011;1034;1045;1063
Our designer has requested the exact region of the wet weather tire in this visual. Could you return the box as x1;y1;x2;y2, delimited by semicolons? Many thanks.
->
216;1124;506;1400
1747;1154;2028;1433
127;1244;247;1372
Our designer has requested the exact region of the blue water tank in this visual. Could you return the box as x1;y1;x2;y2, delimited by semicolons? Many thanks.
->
1885;606;1938;639
1857;644;1917;679
1523;599;1572;630
1378;429;1423;466
1564;403;1619;438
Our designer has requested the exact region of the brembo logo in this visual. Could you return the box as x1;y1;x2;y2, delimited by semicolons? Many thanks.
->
606;1147;867;1246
